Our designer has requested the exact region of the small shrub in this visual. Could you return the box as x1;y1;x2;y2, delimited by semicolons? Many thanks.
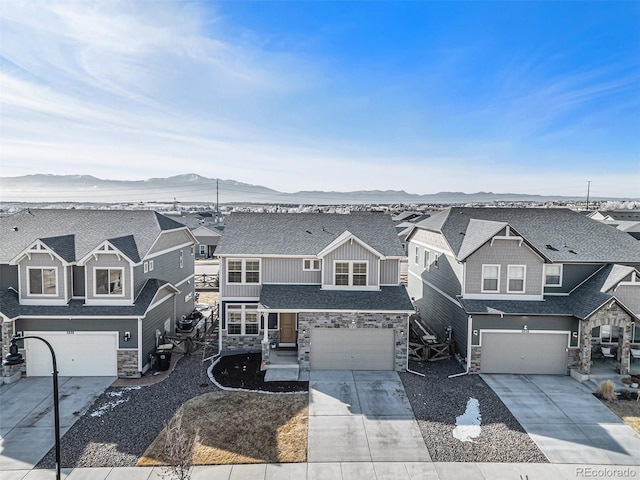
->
597;380;617;402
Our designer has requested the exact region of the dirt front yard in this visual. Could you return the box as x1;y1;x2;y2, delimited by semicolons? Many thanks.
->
138;391;308;465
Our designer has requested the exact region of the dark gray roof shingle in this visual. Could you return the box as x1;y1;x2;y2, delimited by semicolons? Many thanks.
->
0;279;164;320
216;213;406;257
414;207;640;263
259;284;414;312
0;209;186;263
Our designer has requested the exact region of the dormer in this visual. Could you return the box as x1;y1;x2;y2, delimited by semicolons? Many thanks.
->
78;239;136;306
10;238;71;305
318;231;384;291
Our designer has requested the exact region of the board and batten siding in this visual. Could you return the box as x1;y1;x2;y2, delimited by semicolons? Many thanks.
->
219;258;262;298
322;242;379;287
465;239;543;296
85;253;133;301
18;252;66;302
263;257;322;284
380;259;400;285
14;317;138;349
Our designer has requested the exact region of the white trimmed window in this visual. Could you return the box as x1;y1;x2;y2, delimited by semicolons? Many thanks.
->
95;268;124;296
199;245;206;255
544;264;562;287
433;253;440;268
28;267;57;296
179;250;184;268
334;261;368;287
143;262;149;273
414;246;420;265
227;259;261;284
507;265;526;293
149;260;154;271
423;250;431;269
227;304;259;335
481;265;500;292
303;258;320;271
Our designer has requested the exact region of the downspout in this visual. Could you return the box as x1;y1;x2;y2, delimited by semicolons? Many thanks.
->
405;314;425;377
449;315;472;378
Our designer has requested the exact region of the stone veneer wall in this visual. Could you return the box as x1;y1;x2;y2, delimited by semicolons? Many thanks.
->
296;312;409;371
1;320;26;377
222;331;278;355
579;302;633;375
117;350;140;378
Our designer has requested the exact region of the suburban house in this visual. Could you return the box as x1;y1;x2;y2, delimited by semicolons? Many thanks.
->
166;212;224;258
406;207;640;377
587;210;640;240
215;212;414;373
0;209;197;379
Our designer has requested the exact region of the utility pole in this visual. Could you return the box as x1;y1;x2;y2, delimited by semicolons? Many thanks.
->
216;178;219;223
586;181;591;211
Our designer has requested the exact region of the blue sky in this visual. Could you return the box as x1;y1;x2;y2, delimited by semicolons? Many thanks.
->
1;1;639;198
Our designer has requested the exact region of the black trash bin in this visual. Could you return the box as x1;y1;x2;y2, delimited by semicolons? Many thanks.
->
155;344;173;371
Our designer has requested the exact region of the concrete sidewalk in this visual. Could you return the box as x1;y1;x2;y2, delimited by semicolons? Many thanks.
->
6;462;640;480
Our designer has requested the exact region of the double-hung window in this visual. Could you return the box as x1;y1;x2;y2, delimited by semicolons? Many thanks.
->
423;250;431;269
544;264;562;287
507;265;526;293
414;246;420;265
95;268;124;296
481;265;500;293
199;245;206;255
227;304;259;335
28;267;57;296
179;250;184;268
334;261;367;287
227;259;260;284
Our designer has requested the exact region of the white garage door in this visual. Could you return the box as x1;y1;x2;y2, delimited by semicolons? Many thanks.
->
25;332;118;377
480;332;568;375
310;328;395;370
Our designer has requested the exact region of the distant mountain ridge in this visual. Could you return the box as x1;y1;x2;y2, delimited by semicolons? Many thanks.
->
0;173;631;204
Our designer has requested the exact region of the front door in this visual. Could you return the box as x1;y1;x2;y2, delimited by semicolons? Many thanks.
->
279;313;297;346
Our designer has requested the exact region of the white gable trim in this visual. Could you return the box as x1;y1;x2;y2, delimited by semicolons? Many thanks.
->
77;240;134;266
192;225;222;237
317;230;385;259
10;239;69;266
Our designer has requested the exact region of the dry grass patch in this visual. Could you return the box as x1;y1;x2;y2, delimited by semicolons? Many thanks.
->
138;391;308;465
601;399;640;434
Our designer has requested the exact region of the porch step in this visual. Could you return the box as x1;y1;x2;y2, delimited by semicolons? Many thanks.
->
264;365;300;382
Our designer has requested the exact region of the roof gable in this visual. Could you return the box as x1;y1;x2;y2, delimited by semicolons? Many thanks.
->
317;230;384;258
457;219;508;261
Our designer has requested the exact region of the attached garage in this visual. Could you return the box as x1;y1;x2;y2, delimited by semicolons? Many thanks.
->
25;331;118;377
310;328;395;370
480;331;569;375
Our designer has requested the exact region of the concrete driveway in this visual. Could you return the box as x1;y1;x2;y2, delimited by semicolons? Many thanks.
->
307;370;430;463
0;376;114;471
483;374;640;465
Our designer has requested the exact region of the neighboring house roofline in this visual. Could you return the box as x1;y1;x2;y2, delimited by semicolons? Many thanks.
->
143;226;198;258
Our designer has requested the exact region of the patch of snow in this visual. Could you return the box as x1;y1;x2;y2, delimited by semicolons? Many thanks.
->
453;398;481;442
90;399;126;417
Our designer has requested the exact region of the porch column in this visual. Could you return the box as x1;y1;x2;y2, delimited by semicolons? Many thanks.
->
260;310;270;368
619;321;632;375
579;323;592;375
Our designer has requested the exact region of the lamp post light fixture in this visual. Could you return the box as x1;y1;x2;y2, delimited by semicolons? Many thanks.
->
4;334;62;480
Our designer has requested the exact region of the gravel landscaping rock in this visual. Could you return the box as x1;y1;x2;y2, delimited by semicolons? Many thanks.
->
400;359;548;463
37;354;219;468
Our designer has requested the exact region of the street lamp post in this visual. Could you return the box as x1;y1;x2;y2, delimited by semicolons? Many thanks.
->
4;334;61;480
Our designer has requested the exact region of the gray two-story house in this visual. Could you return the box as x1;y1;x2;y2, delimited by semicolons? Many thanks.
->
406;207;640;377
0;209;197;378
215;213;414;372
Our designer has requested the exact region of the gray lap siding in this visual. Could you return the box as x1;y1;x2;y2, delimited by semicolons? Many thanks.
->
142;296;175;370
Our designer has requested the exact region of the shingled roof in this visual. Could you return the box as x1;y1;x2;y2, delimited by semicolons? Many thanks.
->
216;212;406;257
0;209;186;264
413;207;640;263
